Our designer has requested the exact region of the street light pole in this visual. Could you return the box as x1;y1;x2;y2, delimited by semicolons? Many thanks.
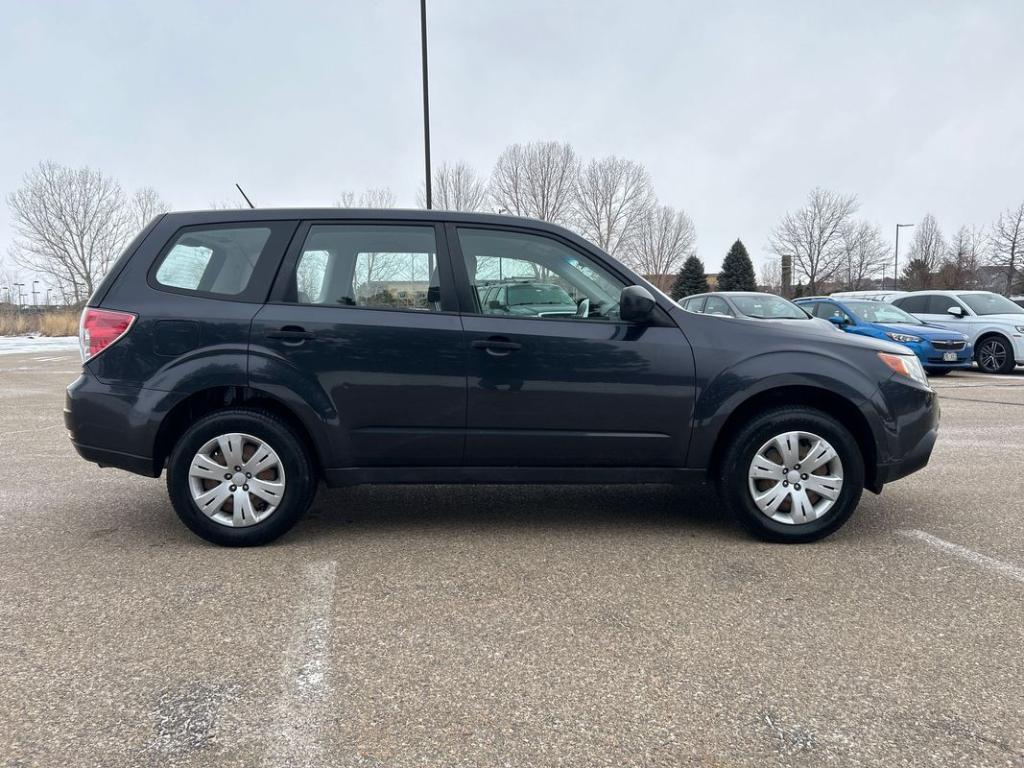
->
32;280;39;306
894;223;914;290
420;0;432;210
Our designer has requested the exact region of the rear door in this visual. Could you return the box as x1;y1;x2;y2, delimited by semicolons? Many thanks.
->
249;221;467;468
449;224;696;468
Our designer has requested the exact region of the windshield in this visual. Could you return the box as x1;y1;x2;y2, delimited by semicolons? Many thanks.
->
730;294;808;319
507;283;574;306
958;293;1024;316
845;301;924;325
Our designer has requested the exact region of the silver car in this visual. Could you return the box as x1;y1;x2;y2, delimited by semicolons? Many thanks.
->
891;290;1024;374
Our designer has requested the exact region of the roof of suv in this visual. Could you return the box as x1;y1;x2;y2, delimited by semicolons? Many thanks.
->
897;290;992;295
162;207;567;231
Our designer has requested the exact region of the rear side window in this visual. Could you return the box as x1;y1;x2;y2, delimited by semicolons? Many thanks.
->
152;223;293;299
285;224;443;312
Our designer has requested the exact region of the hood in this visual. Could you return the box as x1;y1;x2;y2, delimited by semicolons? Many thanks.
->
875;323;967;341
681;310;910;356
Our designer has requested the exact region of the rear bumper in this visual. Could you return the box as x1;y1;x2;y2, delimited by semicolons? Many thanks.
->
64;373;162;477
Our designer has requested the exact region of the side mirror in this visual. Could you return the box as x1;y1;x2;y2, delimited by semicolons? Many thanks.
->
488;300;502;310
619;285;656;323
946;305;964;317
827;315;845;326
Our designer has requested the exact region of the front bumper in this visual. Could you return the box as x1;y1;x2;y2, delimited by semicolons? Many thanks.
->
867;375;940;492
907;340;972;369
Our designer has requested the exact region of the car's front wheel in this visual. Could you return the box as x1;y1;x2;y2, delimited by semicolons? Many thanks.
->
166;409;317;546
975;335;1015;374
717;406;864;543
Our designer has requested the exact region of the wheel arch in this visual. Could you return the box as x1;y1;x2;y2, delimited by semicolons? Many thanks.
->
152;386;326;476
706;385;880;493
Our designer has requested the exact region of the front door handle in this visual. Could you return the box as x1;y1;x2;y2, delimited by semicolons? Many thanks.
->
265;326;315;343
471;337;522;354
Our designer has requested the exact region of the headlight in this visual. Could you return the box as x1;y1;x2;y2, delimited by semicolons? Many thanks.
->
878;352;929;386
886;332;922;343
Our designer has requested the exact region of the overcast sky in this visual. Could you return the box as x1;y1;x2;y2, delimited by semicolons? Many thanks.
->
2;0;1022;275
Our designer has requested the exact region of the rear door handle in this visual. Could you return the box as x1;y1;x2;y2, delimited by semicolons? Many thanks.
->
265;326;315;342
471;337;522;354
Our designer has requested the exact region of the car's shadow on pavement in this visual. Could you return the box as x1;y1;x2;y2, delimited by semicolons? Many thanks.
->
282;482;751;544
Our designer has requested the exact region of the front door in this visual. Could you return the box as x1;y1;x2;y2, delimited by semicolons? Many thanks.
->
449;225;696;468
250;221;466;468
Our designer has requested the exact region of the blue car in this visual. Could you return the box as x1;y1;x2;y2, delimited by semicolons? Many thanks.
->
795;297;972;376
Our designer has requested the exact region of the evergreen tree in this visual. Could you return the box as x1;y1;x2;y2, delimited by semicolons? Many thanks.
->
718;239;757;291
670;254;709;299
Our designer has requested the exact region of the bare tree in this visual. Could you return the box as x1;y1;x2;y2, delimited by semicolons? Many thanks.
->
768;188;859;293
337;187;397;209
8;161;135;305
837;220;889;290
131;187;170;231
906;213;946;273
759;258;782;293
490;141;579;224
417;161;488;212
991;202;1024;295
572;156;654;256
937;226;984;289
623;205;696;289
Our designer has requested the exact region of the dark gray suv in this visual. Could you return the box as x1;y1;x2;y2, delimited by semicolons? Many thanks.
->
66;209;939;546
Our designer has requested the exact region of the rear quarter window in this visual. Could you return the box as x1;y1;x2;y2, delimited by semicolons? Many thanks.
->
150;222;295;301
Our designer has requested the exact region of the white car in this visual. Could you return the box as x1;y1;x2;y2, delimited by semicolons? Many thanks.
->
891;290;1024;374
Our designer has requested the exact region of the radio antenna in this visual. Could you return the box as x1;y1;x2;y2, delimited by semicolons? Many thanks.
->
235;183;255;209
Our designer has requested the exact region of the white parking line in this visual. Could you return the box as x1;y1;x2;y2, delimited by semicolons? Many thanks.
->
897;529;1024;584
265;560;338;768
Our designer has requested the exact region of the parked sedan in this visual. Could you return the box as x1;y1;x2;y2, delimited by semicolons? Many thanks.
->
795;297;972;376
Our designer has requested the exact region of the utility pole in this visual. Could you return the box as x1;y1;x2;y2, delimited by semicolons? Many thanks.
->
420;0;432;209
894;223;914;290
32;280;39;306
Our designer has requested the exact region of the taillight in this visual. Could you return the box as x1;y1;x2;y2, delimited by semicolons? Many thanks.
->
79;308;136;362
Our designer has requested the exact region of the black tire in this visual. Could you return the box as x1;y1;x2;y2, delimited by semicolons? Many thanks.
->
166;408;317;546
925;368;951;377
717;406;864;543
975;335;1015;374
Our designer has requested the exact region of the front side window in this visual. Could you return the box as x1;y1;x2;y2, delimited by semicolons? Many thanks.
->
154;226;272;295
813;302;851;323
893;295;928;314
702;296;734;317
846;301;923;325
457;228;627;321
925;295;963;315
286;225;441;311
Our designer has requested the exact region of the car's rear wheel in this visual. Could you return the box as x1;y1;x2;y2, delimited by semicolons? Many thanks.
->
717;406;864;543
975;335;1015;374
167;409;317;546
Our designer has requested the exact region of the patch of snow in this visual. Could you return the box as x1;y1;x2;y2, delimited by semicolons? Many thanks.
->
0;335;80;356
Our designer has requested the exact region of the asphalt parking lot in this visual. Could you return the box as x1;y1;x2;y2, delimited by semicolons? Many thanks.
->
1;351;1022;768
